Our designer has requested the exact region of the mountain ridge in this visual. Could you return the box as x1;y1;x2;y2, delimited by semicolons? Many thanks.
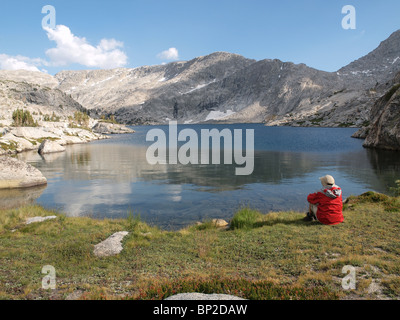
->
1;30;400;128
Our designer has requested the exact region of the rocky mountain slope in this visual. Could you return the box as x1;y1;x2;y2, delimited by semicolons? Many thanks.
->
338;30;400;88
0;70;111;156
1;30;400;129
355;71;400;150
55;52;256;124
0;70;87;125
52;30;400;127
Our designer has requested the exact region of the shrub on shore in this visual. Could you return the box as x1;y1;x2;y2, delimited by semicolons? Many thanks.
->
345;191;400;212
12;109;38;127
68;111;90;129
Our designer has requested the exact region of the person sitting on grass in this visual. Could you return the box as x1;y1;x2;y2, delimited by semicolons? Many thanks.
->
304;175;344;225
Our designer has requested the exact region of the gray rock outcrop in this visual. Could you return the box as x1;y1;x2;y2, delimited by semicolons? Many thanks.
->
0;156;47;189
0;71;108;156
352;127;370;139
26;216;57;225
0;124;107;155
0;70;59;88
92;122;135;134
93;231;129;257
361;72;400;150
38;140;66;155
0;73;87;122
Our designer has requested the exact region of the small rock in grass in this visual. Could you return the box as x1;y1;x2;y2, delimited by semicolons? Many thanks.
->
93;231;129;257
212;219;229;228
26;216;57;225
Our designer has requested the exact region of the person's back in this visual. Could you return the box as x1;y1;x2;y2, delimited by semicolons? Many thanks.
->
306;175;344;225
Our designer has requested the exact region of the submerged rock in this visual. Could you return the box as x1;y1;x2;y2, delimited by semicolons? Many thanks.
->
38;140;66;155
93;231;129;257
0;156;47;189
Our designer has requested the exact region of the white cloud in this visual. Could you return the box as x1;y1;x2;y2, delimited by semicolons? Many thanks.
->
44;25;128;69
0;54;46;72
157;47;179;61
99;39;124;51
0;25;128;72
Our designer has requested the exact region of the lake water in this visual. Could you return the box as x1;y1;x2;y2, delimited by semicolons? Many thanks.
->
3;124;400;230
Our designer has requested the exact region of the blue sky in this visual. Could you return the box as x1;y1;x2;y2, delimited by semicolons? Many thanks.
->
1;0;400;74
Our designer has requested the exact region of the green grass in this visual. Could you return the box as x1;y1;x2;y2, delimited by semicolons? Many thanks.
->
132;278;337;300
230;207;263;230
345;191;400;212
0;192;399;300
35;137;61;144
0;141;18;152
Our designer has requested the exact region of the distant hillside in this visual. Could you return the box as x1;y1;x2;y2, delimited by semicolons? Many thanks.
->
0;71;87;124
338;30;400;87
1;30;400;128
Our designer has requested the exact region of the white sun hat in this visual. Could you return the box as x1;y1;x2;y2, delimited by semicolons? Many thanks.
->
320;175;335;187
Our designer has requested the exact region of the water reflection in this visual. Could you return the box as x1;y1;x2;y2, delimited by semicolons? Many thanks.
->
2;126;399;230
16;145;382;191
0;185;47;209
366;148;400;191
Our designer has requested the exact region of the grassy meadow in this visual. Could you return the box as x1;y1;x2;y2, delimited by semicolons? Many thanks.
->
0;191;399;300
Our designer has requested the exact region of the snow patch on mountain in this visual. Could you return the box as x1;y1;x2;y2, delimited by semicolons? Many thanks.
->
206;110;236;121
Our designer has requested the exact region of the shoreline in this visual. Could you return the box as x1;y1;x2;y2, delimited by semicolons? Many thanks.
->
0;121;135;156
1;122;365;158
0;191;399;300
1;124;393;230
0;124;108;157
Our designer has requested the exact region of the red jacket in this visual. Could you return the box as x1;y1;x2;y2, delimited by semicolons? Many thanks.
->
307;186;344;225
